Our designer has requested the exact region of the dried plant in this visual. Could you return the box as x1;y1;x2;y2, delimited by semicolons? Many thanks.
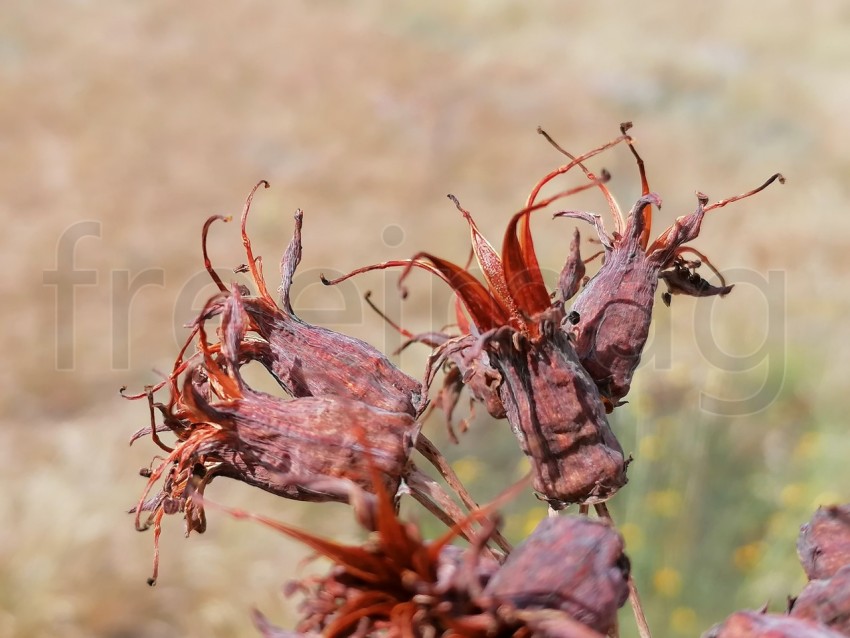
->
323;134;632;508
797;505;850;581
205;471;628;638
534;124;784;409
124;184;516;584
120;123;844;638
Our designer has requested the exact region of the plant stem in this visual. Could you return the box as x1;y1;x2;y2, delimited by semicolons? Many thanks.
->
594;502;652;638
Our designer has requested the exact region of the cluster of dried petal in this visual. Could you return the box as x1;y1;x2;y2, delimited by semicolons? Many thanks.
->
791;565;850;636
797;505;850;581
245;477;626;638
702;504;850;638
702;610;847;638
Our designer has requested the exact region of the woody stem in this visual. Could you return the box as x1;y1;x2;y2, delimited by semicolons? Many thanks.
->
594;502;652;638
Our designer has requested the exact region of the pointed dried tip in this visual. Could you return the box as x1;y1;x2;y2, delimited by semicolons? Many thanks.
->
619;121;633;135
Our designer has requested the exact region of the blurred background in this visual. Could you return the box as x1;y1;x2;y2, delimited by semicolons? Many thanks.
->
3;1;850;636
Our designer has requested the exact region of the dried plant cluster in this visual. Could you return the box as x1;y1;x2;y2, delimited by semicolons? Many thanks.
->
705;505;850;637
124;124;838;638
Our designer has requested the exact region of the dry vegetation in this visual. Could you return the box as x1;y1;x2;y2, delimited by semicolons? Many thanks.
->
3;1;850;637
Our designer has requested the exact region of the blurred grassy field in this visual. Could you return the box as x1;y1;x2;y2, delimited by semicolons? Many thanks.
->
3;1;850;636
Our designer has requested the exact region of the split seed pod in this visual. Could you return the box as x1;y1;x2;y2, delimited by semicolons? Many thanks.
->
535;124;783;409
483;515;630;635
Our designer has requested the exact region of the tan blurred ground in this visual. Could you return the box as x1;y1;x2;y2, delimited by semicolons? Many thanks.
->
3;2;850;637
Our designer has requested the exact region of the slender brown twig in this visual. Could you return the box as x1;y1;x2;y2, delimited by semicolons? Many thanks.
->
595;502;652;638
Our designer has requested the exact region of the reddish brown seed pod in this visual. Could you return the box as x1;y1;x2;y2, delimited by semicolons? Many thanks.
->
790;565;850;636
483;515;630;635
703;610;846;638
324;138;630;507
537;124;783;410
126;181;427;419
130;288;422;585
483;316;627;507
797;504;850;581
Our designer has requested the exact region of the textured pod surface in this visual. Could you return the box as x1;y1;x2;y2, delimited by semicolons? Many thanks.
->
484;515;629;635
791;564;850;636
194;391;420;501
702;611;847;638
233;207;426;417
798;505;850;580
492;323;627;506
568;247;658;406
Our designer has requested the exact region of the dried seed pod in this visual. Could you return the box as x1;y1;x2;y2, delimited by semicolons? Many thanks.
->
324;150;628;505
790;565;850;636
487;319;627;507
127;182;426;419
131;287;420;585
483;515;629;635
538;124;783;409
217;474;615;637
798;504;850;581
702;610;846;638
